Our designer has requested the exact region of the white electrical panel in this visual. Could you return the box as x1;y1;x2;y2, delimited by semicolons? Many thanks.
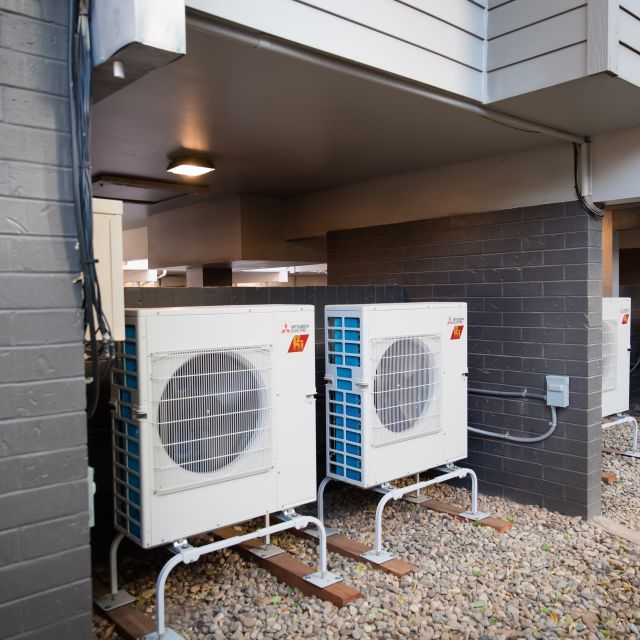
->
602;297;631;418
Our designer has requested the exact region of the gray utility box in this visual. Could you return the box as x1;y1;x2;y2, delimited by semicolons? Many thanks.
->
546;375;570;408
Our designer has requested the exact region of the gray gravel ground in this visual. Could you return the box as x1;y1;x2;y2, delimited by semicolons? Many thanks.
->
93;469;640;640
602;413;640;531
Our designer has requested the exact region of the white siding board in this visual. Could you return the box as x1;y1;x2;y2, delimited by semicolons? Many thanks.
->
488;7;587;70
617;43;640;85
488;0;512;8
488;0;586;38
297;0;484;69
399;0;486;37
621;0;640;19
186;0;483;100
620;9;640;51
487;42;587;101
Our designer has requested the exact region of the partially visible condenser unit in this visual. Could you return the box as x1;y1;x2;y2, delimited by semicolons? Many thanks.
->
602;297;631;418
324;303;468;488
111;305;317;548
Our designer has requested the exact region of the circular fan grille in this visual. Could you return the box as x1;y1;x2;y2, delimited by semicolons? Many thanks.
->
374;337;432;434
158;351;265;474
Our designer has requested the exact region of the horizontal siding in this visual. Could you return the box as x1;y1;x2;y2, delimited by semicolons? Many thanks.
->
617;40;640;86
486;0;587;101
488;6;587;70
488;0;586;38
186;0;483;100
621;0;640;19
298;0;484;69
617;3;640;89
399;0;486;37
620;6;640;51
488;42;587;102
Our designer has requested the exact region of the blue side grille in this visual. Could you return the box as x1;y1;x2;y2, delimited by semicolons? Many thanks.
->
327;315;363;483
112;323;142;544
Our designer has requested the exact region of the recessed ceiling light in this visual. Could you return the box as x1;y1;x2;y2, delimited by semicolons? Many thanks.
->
166;157;215;177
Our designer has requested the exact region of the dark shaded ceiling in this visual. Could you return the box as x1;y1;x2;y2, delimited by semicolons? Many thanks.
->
91;17;558;229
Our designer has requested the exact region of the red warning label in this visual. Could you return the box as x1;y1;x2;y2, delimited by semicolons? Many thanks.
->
450;325;464;340
288;334;309;352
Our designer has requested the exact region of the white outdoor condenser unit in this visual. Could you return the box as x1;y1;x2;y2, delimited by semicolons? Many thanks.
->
324;302;468;488
111;305;317;548
602;297;631;418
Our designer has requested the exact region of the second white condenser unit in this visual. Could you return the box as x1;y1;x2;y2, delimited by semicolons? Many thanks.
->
602;297;631;418
325;303;468;488
112;305;317;548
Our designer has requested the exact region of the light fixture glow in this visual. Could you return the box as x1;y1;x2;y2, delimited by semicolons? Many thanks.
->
166;158;215;177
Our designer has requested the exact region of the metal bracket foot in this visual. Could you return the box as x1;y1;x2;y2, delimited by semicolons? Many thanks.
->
247;544;285;559
459;511;490;521
94;589;136;612
403;494;431;504
361;549;397;564
305;526;339;539
141;628;185;640
623;451;640;459
303;571;343;588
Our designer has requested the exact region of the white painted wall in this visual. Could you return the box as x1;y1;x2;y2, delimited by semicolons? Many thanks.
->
123;225;148;262
592;125;640;204
284;124;640;238
285;144;575;238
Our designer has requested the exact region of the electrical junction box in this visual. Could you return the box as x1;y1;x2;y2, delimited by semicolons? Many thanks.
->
546;375;570;408
90;0;186;102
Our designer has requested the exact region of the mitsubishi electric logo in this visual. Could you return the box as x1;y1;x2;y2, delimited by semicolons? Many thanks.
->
281;322;310;334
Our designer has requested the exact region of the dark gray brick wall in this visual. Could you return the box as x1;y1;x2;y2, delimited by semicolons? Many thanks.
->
0;2;92;638
328;202;603;518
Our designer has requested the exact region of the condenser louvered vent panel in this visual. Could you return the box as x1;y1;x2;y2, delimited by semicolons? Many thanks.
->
602;319;617;392
371;335;441;447
150;345;273;494
111;323;142;543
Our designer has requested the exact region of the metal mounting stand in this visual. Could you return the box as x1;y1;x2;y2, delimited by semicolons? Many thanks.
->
329;466;488;565
603;414;640;458
403;473;430;504
247;513;285;559
305;476;339;539
94;532;136;612
92;515;340;640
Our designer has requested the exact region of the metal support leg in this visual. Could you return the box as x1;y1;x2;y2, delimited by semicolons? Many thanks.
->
362;466;489;565
404;472;430;504
248;513;284;559
624;416;640;458
307;477;338;538
300;515;343;588
603;415;640;458
143;515;342;640
457;468;490;521
94;532;136;612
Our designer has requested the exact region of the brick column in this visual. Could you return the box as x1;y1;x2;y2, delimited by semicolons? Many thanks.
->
328;202;602;518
